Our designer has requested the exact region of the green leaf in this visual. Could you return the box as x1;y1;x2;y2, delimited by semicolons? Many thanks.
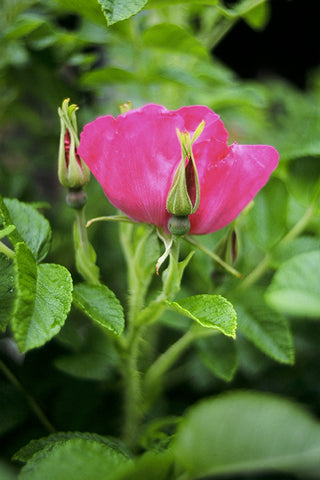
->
247;178;288;250
3;198;51;262
0;195;23;247
112;451;173;480
12;243;73;352
287;157;320;208
18;437;130;480
81;67;136;86
265;251;320;318
3;13;44;40
98;0;148;25
241;1;270;30
166;295;237;337
0;383;28;436
0;254;15;331
52;0;107;26
54;352;112;380
235;290;294;364
0;461;17;480
55;322;119;381
13;432;129;463
142;23;208;58
173;390;320;477
261;81;320;162
73;283;125;335
12;242;37;349
147;0;218;5
196;334;238;382
271;236;320;268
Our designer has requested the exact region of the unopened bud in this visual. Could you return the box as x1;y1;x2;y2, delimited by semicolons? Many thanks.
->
58;99;90;189
166;121;204;235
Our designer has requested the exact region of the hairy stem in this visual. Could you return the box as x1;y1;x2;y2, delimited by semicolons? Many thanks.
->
122;325;144;448
185;236;241;278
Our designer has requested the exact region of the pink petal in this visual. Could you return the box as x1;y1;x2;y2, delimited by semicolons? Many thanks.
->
189;144;279;234
78;104;182;226
78;103;279;235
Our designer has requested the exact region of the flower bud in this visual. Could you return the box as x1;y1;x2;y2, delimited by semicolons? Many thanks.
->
166;121;204;235
58;98;90;189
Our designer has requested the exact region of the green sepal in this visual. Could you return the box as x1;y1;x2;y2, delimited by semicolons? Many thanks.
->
166;158;193;216
166;122;204;218
73;220;100;285
58;98;90;189
162;246;194;301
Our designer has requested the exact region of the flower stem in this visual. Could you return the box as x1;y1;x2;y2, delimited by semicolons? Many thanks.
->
0;240;14;259
281;205;315;245
86;215;136;228
144;328;213;405
239;204;315;290
122;324;144;448
144;330;195;394
0;358;55;433
239;253;271;290
185;236;241;278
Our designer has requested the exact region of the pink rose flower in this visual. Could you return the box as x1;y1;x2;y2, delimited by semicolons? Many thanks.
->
78;104;279;235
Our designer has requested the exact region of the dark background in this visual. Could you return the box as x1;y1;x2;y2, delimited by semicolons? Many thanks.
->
216;0;319;88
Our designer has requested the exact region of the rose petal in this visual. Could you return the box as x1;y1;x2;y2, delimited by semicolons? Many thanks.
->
78;104;279;235
79;104;183;226
190;143;280;234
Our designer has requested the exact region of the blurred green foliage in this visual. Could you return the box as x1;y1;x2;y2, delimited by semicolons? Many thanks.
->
1;0;320;478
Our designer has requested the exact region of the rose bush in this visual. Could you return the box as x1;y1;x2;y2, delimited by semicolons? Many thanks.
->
78;104;279;234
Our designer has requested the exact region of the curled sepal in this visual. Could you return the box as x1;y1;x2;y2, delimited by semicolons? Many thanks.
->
157;228;194;301
58;98;90;189
156;228;173;275
166;121;204;219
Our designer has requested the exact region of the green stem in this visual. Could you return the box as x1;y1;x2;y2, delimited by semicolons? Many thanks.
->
144;330;195;394
144;328;213;404
239;204;315;290
185;236;241;278
86;215;136;228
239;253;271;291
281;205;315;245
0;240;14;259
75;207;91;256
208;16;237;50
120;225;153;447
122;325;144;448
0;358;55;433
